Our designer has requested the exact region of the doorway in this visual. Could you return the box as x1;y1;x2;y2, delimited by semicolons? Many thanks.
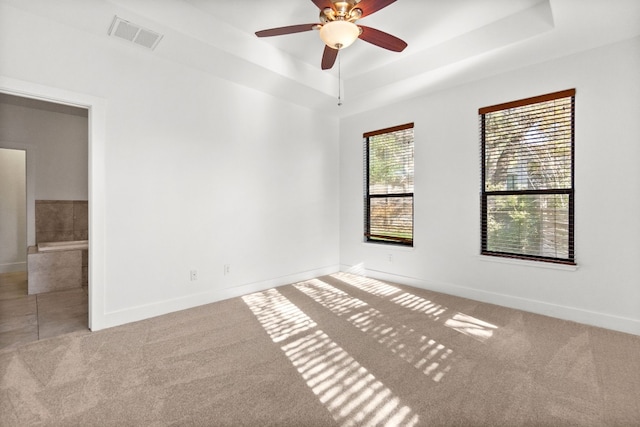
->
0;148;26;274
0;77;107;332
0;92;91;347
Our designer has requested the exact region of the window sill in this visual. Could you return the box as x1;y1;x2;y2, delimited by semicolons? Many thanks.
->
363;241;415;251
478;254;578;271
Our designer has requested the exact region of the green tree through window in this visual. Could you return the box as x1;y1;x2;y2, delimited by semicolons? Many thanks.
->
364;123;414;246
480;90;575;264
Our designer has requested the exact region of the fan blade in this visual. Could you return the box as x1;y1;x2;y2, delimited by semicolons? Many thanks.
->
321;45;338;70
311;0;334;11
358;25;407;52
356;0;397;18
255;24;317;37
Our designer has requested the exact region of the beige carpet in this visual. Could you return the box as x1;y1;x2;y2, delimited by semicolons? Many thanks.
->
1;272;639;426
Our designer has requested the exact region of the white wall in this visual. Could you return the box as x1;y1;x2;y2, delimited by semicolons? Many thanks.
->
339;37;640;335
0;148;26;272
0;102;88;201
0;4;340;328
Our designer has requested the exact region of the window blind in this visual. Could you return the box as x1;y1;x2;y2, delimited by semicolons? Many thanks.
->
480;89;575;264
364;123;414;246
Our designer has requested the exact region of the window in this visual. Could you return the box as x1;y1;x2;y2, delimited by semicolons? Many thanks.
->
364;123;414;246
480;89;575;264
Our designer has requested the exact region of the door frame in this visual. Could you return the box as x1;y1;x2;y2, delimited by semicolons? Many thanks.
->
0;76;107;331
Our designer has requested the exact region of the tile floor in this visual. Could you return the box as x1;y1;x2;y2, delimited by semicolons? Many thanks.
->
0;271;89;350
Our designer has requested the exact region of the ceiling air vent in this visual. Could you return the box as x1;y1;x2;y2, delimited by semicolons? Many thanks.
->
108;16;163;50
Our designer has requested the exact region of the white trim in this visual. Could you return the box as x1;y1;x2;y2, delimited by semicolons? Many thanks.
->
0;262;27;273
339;264;640;336
0;75;107;332
362;241;416;252
477;255;579;271
102;265;341;329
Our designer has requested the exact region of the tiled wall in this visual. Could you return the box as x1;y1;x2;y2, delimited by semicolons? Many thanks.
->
30;200;89;292
35;200;88;243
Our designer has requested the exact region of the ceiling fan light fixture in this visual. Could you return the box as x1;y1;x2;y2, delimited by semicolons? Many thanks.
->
319;20;360;49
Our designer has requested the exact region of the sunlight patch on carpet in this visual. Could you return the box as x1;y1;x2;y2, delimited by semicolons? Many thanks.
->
444;313;497;342
332;272;401;297
390;293;447;320
243;289;419;427
294;279;454;382
331;273;498;342
241;289;315;343
283;330;419;427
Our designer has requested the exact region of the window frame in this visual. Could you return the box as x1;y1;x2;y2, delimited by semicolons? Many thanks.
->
364;122;415;247
479;89;576;265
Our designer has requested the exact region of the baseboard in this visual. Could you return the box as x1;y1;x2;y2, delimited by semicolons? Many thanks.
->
340;264;640;337
0;262;27;274
100;264;340;330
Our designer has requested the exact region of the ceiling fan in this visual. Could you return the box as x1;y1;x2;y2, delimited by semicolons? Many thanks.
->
255;0;408;70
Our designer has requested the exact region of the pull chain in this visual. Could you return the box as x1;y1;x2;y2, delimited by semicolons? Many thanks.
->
337;50;342;106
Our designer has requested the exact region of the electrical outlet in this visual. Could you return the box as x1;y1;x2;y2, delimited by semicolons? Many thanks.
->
224;264;230;275
190;270;198;281
388;254;394;263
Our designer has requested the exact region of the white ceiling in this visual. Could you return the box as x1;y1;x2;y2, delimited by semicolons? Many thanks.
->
184;0;544;77
4;0;640;117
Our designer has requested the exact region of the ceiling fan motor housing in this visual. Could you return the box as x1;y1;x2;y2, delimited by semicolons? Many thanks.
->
321;0;363;23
